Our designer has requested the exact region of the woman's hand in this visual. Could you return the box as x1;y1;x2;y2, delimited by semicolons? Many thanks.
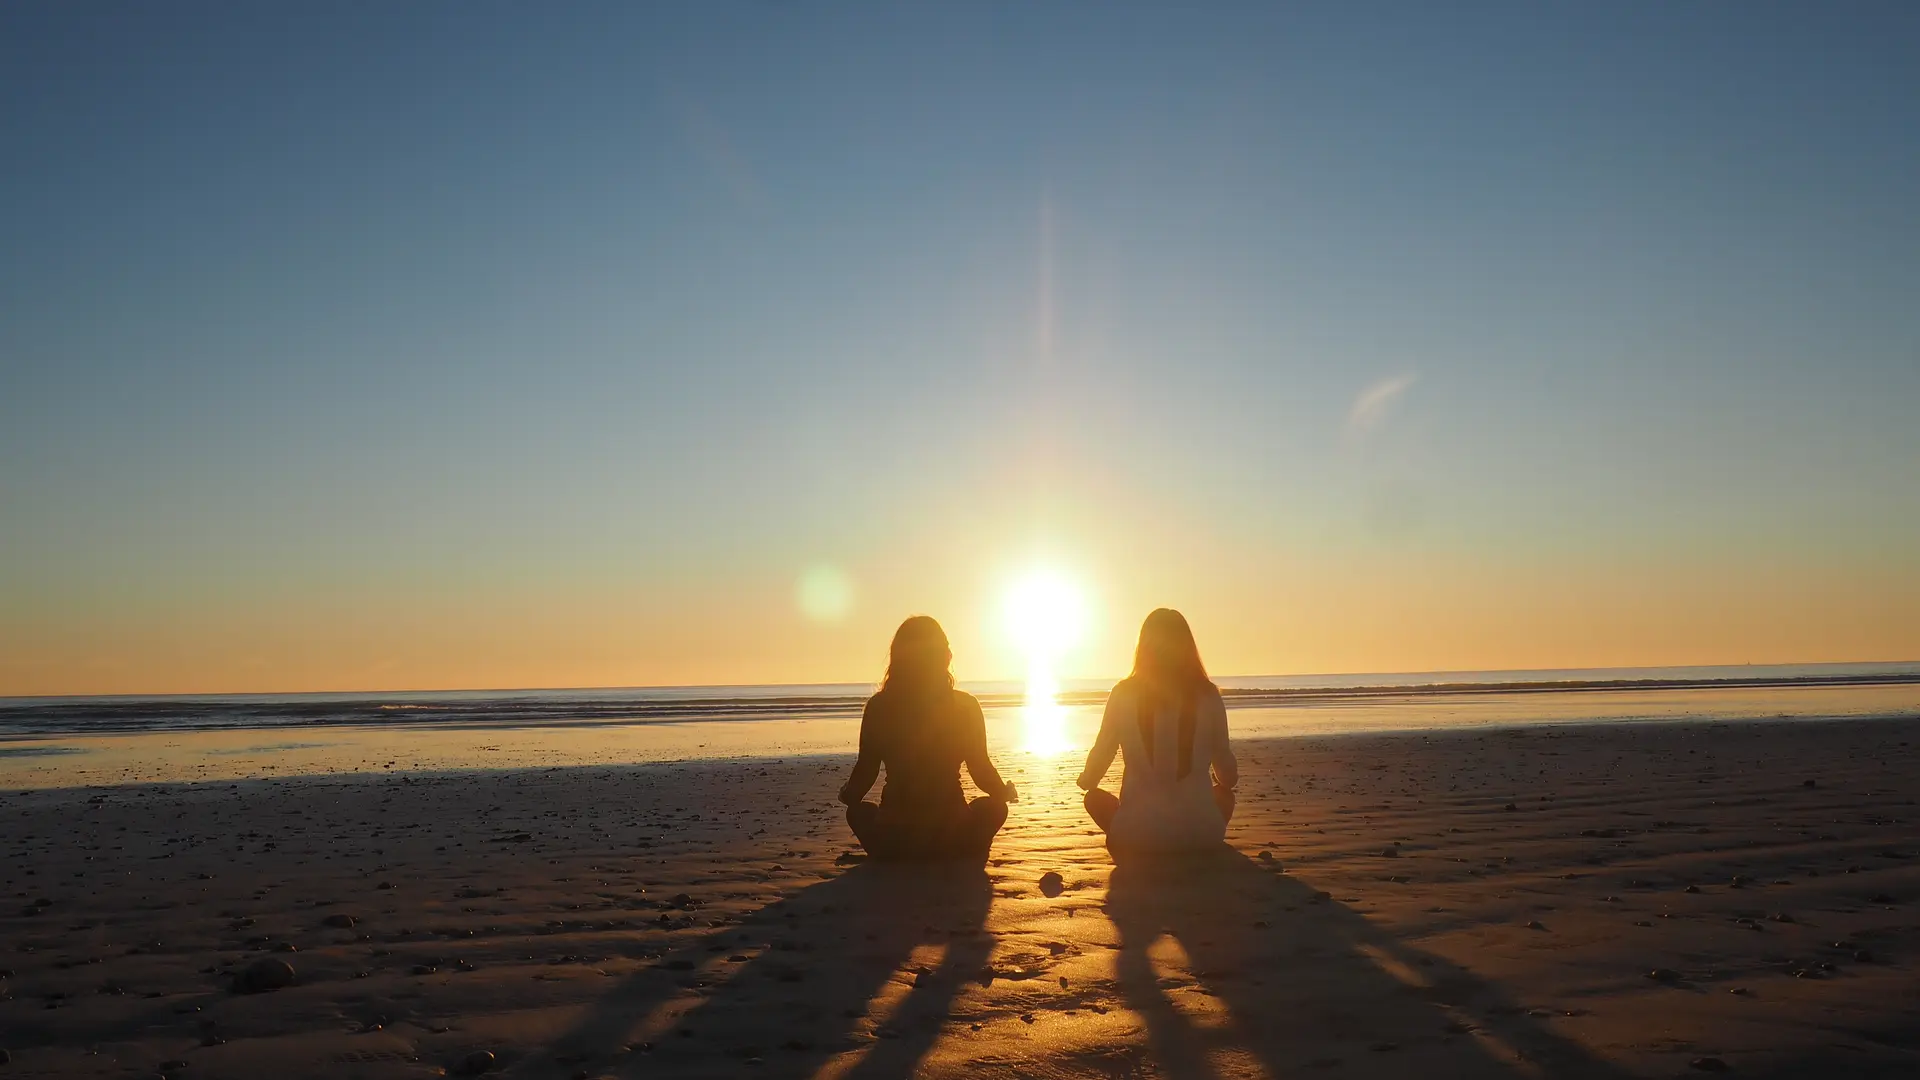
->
837;782;858;806
1000;782;1019;804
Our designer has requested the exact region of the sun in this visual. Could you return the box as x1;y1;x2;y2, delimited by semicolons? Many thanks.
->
1002;570;1088;664
1001;569;1088;755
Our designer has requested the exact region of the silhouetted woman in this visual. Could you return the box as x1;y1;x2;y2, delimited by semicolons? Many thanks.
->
1078;608;1237;854
839;616;1018;862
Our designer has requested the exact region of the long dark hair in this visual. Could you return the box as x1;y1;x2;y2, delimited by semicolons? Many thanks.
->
879;615;954;697
1128;608;1212;696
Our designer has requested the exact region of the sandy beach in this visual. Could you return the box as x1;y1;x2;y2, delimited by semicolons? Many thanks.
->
2;715;1916;1078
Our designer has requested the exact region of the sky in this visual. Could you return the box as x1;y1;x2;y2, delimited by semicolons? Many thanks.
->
3;3;1918;696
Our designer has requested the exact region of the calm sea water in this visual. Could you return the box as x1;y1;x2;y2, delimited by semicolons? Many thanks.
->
3;662;1916;737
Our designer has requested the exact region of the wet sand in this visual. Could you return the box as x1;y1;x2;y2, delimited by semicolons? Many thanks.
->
2;717;1917;1078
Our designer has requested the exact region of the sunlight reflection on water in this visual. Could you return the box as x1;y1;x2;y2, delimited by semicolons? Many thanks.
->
1019;664;1076;756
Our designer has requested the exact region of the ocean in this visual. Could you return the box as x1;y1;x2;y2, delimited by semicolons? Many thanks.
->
4;661;1917;737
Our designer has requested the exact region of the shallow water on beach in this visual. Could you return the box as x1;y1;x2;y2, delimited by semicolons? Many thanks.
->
1;679;1914;791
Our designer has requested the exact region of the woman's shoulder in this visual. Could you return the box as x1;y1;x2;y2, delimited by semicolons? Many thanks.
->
867;685;975;712
1108;677;1218;707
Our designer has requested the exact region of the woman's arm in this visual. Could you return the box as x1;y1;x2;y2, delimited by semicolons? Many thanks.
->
1077;684;1124;791
961;695;1017;802
1206;687;1237;791
838;698;884;805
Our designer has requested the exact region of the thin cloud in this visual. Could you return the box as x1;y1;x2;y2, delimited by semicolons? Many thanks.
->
1347;373;1418;437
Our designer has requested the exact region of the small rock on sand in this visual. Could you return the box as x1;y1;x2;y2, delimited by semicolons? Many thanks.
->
456;1049;497;1075
1038;872;1065;898
235;958;295;993
322;913;356;929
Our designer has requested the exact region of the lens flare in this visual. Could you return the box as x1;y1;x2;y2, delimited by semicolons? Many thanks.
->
795;564;854;623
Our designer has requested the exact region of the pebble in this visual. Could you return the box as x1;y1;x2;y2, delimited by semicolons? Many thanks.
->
323;914;357;929
235;958;295;993
1690;1057;1729;1072
1038;872;1065;898
456;1049;496;1075
1646;968;1681;983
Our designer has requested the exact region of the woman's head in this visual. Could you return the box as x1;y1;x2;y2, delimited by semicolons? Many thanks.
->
1130;608;1211;691
881;615;954;694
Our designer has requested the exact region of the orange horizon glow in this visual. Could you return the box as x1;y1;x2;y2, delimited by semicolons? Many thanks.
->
5;547;1916;697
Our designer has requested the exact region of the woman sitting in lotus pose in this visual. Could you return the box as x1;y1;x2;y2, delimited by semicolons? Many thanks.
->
839;616;1017;862
1078;608;1236;854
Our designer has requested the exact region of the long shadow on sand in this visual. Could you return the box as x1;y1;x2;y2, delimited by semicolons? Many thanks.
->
1104;846;1630;1079
534;859;991;1080
535;846;1637;1079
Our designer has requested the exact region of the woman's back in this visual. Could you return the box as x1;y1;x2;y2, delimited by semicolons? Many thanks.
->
1085;677;1235;850
1112;679;1223;794
865;686;974;813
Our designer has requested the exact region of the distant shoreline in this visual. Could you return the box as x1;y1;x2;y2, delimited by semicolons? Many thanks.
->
2;665;1917;738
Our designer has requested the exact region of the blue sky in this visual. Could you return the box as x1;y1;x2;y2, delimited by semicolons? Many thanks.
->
3;3;1917;693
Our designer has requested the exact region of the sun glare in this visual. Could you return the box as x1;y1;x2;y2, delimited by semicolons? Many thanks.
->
1002;569;1087;755
1003;571;1087;662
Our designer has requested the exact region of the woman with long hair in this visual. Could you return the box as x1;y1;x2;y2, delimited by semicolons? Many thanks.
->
839;615;1018;862
1077;608;1237;853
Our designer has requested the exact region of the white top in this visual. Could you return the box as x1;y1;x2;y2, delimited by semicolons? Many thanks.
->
1079;679;1235;851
